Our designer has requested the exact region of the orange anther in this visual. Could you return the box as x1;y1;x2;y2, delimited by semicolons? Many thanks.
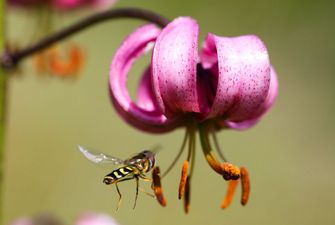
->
152;167;167;207
49;45;84;77
184;176;191;214
222;162;240;181
33;44;85;78
221;179;239;209
178;160;189;199
240;167;250;206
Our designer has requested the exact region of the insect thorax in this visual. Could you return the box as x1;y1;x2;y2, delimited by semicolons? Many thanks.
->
126;150;156;173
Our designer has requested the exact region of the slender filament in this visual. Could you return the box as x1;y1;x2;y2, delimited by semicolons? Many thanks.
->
211;127;228;162
162;129;189;178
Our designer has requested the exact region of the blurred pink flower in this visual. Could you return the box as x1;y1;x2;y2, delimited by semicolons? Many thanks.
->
10;218;33;225
10;213;120;225
7;0;117;78
109;17;278;212
76;213;119;225
8;0;117;11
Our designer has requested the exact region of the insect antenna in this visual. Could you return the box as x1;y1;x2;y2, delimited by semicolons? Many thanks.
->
150;144;162;154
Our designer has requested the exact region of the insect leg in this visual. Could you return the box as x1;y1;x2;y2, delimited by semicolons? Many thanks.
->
139;187;155;198
113;177;134;211
115;183;122;212
139;174;152;182
133;176;139;209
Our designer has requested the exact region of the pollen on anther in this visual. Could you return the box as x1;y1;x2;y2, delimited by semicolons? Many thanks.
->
221;179;239;209
222;163;240;180
179;160;189;199
240;167;250;206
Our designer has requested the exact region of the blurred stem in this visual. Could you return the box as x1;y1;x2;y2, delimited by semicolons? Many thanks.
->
0;7;170;69
0;0;6;222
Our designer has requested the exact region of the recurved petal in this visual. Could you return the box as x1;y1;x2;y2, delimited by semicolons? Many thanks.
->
152;17;201;116
201;33;271;123
137;66;160;112
223;66;278;129
109;24;180;133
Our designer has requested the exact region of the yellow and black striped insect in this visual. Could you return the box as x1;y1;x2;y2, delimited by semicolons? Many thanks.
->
78;145;164;210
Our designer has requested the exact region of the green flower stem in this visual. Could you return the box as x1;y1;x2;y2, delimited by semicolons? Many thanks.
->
0;0;6;222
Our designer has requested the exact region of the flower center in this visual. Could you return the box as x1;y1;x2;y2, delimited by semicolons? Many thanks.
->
160;118;250;212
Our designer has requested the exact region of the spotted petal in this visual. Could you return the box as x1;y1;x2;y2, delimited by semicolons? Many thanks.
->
201;33;272;126
109;24;181;133
152;17;201;116
223;66;278;129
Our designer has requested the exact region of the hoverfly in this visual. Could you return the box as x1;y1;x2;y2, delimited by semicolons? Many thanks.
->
78;145;166;210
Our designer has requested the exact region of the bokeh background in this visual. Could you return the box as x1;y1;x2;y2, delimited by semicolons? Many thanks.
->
3;0;335;224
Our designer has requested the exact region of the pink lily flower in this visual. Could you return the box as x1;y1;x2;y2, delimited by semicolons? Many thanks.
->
110;17;278;212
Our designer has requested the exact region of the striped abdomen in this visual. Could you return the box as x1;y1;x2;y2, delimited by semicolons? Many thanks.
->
103;166;136;185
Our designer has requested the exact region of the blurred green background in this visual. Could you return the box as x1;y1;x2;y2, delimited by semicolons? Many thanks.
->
3;0;335;224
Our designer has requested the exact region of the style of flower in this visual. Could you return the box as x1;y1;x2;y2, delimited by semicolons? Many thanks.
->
109;17;278;212
10;212;120;225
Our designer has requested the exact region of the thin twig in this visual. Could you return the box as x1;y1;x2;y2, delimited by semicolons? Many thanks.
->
0;7;170;69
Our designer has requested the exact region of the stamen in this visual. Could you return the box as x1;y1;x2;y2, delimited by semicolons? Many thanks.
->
222;163;240;181
221;179;239;209
199;123;224;174
152;166;167;207
178;160;189;199
179;123;196;212
211;126;228;162
162;129;189;177
184;176;191;214
240;167;250;206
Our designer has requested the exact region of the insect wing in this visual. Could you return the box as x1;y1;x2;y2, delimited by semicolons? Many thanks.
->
125;154;147;166
78;145;124;165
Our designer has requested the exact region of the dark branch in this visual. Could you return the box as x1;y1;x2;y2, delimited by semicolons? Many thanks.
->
0;7;170;69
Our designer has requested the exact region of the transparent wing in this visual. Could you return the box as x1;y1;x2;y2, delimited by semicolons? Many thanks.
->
78;145;125;165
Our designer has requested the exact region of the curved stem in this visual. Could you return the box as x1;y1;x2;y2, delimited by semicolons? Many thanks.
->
0;0;6;222
162;128;188;178
0;7;170;69
211;127;228;162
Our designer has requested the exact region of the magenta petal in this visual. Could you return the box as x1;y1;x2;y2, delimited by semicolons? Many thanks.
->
202;33;271;122
222;66;278;129
109;24;180;133
152;17;200;115
137;67;160;112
